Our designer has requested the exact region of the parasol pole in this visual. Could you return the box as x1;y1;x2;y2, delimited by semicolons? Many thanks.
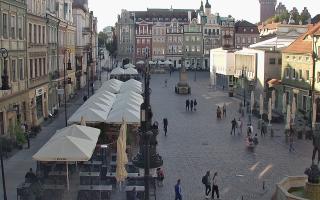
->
66;161;69;191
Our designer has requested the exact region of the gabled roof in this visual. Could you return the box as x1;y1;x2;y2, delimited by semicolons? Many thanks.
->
282;23;320;54
312;14;320;24
235;20;259;34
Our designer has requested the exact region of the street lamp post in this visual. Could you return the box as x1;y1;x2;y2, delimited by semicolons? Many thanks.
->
98;49;104;83
241;66;247;108
63;48;72;127
87;48;92;98
0;48;8;200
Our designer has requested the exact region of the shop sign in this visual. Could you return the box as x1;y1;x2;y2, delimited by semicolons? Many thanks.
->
35;87;44;96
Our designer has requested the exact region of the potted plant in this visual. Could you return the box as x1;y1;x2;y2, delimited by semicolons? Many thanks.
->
14;122;26;149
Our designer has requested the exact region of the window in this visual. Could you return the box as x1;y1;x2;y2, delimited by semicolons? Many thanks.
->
248;37;251;44
3;13;8;38
29;23;32;43
39;58;42;76
217;29;219;35
317;72;320;83
242;37;246;44
137;39;140;44
38;25;41;43
43;58;46;75
306;70;310;81
302;95;307;111
299;69;302;80
253;37;257;43
11;60;16;82
33;24;37;43
213;29;216;35
237;37;240;43
141;39;145;44
18;17;23;40
278;58;282;65
185;36;188;42
269;58;276;64
285;68;290;78
18;59;23;80
10;15;16;39
292;69;296;79
29;59;33;79
208;29;211;35
204;29;207;34
35;59;38;77
42;26;45;44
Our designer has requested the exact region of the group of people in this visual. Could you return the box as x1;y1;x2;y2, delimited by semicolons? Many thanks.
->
216;104;226;119
185;99;197;112
230;118;243;135
202;171;220;199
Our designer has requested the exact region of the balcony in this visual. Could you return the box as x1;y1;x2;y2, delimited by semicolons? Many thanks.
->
29;76;49;88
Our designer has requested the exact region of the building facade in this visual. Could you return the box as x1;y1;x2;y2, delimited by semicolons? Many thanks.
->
135;21;152;62
166;18;184;68
0;0;27;136
220;16;235;50
235;20;260;49
26;0;49;126
259;0;277;23
152;22;166;61
275;2;288;17
183;18;203;69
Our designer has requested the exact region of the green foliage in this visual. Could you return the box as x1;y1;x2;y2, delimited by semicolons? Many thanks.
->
13;121;26;145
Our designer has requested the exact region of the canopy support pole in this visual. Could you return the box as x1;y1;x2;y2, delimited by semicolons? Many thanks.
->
66;162;69;191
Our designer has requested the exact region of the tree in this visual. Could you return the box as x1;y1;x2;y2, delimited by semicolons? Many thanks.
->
289;7;300;24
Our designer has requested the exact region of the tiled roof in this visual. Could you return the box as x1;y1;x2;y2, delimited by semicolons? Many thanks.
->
235;20;259;34
133;10;197;23
258;23;280;31
282;23;320;54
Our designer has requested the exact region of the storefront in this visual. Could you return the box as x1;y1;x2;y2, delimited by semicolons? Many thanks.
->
28;85;48;126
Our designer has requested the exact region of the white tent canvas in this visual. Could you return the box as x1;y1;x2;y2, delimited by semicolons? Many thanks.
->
68;108;108;124
85;96;115;107
119;84;142;94
111;102;141;112
164;60;173;65
124;63;136;68
79;102;112;112
116;92;143;104
110;67;125;75
124;67;138;75
52;125;100;142
136;60;144;65
107;109;140;124
125;79;142;87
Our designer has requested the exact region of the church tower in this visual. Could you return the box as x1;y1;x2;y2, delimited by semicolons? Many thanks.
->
205;0;211;16
259;0;277;22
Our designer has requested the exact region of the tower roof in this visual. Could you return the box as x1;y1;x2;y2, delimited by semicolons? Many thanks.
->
199;1;204;11
205;0;211;8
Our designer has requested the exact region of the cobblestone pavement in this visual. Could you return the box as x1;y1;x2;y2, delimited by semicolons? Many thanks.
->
151;71;312;200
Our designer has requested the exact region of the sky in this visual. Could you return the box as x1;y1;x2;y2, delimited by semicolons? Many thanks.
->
88;0;319;32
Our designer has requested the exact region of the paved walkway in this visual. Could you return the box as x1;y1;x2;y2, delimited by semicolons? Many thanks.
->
151;71;312;200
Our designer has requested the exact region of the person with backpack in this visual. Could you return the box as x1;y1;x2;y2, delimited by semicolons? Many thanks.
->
190;100;194;111
231;118;237;135
202;171;211;198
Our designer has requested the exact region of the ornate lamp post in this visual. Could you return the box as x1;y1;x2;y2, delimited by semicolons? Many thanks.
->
0;48;8;200
133;49;163;200
63;48;72;127
98;49;104;83
86;48;93;98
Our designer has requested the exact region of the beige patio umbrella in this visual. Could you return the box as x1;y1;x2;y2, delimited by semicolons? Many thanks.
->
291;96;296;124
259;94;264;119
115;120;128;189
312;102;317;129
282;93;287;114
285;104;291;130
250;91;254;114
272;90;276;109
268;98;272;124
119;119;128;164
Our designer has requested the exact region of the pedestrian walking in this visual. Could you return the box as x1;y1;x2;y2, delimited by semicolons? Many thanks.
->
164;79;168;87
237;118;242;135
223;103;226;117
190;100;194;111
157;168;165;187
174;179;182;200
202;171;211;198
163;118;168;136
211;172;220;199
289;126;295;152
194;99;197;111
186;99;190;111
261;121;266;137
247;124;253;137
216;106;221;119
231;118;237;135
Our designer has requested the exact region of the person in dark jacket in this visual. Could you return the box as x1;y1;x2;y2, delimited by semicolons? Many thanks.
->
231;118;237;135
190;100;194;111
194;99;198;111
163;118;168;136
175;179;182;200
186;99;190;111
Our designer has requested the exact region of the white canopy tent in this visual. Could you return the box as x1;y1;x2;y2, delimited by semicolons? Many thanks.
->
124;63;136;68
111;102;141;112
124;67;138;75
33;125;100;190
106;108;140;124
79;102;112;112
163;60;173;65
125;79;142;87
68;108;108;124
84;96;115;107
119;84;142;94
110;67;125;75
136;60;144;65
116;92;143;104
148;60;156;65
